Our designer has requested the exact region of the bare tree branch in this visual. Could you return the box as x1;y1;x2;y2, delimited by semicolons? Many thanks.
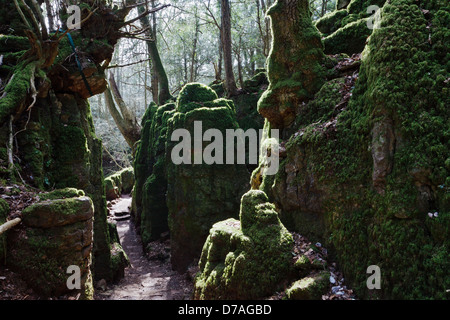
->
121;4;170;27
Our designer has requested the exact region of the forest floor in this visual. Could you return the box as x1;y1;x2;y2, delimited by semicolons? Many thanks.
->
94;195;194;300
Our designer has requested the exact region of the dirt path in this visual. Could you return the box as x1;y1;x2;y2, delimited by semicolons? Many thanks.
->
95;196;193;300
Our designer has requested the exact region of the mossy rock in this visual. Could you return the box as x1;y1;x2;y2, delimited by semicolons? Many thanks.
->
166;89;250;272
22;196;94;229
110;242;130;282
11;93;119;283
119;167;134;194
209;81;226;98
286;271;330;300
259;0;450;300
7;195;95;298
323;18;372;55
194;190;294;300
39;188;85;201
176;83;219;112
315;9;349;36
104;167;134;200
133;102;175;241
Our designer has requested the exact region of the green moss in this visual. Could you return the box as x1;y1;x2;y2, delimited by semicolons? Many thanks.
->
0;60;39;124
110;242;129;282
104;167;133;199
39;188;85;201
323;18;372;55
294;77;346;128
257;0;449;300
140;158;169;245
176;83;219;112
165;89;251;272
0;35;30;52
194;190;294;299
347;0;387;15
286;271;330;300
257;0;326;128
209;81;225;98
315;9;349;36
133;102;175;231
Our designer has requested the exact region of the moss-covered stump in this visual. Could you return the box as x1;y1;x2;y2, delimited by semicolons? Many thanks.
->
255;0;450;299
257;0;326;129
104;167;134;200
166;83;251;272
194;190;293;300
0;198;9;265
286;271;330;300
7;194;95;299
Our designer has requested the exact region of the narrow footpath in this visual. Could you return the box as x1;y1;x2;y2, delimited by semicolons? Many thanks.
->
95;195;193;300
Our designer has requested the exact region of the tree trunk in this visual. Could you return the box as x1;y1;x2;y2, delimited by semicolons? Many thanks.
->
190;16;200;83
104;74;141;152
321;0;329;17
43;0;54;32
236;36;244;88
221;0;238;96
138;4;172;105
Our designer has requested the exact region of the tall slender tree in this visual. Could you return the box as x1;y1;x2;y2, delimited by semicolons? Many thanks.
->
138;2;172;105
220;0;238;96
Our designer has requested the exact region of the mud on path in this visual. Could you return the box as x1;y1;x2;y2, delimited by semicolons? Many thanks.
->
95;195;194;300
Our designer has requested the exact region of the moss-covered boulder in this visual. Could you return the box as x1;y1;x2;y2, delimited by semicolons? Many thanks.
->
257;0;326;129
166;83;251;272
133;83;251;272
286;271;330;300
323;18;372;55
315;9;349;36
194;190;293;300
316;0;388;55
104;167;134;200
133;102;175;244
211;72;267;132
39;188;85;201
7;194;95;298
21;196;93;229
256;0;450;299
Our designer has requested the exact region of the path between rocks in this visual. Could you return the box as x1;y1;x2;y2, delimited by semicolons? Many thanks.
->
95;195;193;300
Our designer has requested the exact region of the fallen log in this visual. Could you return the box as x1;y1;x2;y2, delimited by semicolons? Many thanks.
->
0;218;22;235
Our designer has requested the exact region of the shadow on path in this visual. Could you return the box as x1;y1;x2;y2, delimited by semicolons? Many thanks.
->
95;196;193;300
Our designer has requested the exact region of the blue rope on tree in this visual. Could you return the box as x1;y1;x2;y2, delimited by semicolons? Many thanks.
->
61;29;94;97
